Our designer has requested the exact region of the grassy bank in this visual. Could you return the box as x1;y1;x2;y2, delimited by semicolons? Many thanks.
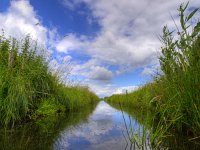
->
106;83;157;112
0;34;99;127
106;3;200;147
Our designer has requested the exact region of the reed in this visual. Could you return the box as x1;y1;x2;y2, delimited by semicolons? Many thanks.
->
0;34;99;127
106;2;200;148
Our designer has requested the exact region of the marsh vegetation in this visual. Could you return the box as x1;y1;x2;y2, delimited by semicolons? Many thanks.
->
106;3;200;149
0;2;200;150
0;34;99;127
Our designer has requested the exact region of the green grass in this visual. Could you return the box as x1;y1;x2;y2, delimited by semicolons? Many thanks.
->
106;2;200;148
106;83;156;112
0;34;99;127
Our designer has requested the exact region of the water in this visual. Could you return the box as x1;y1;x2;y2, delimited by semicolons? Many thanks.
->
0;101;142;150
54;101;141;150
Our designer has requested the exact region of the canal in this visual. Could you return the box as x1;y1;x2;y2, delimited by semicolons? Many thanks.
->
0;101;142;150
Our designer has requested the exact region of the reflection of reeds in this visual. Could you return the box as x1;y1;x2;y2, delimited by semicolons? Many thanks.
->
120;103;152;150
0;102;98;150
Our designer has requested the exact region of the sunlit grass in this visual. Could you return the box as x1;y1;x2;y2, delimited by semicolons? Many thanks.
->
0;34;99;127
106;2;200;148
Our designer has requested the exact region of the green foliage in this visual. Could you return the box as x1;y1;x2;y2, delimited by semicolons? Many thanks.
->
56;85;99;111
106;2;200;148
33;98;65;118
0;35;99;127
106;83;156;112
154;2;200;143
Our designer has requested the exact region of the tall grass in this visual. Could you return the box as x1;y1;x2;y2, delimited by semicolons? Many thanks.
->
152;2;200;143
106;83;156;112
0;34;99;127
106;2;200;148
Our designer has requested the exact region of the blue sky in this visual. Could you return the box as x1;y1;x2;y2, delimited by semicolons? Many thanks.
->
29;0;100;36
0;0;199;97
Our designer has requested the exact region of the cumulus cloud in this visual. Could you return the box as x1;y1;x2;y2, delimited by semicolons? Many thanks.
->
86;82;117;97
113;86;139;95
58;0;200;96
0;0;49;45
0;0;71;83
88;66;113;81
2;0;200;97
70;59;100;76
60;0;200;72
60;0;83;10
141;63;161;76
56;34;87;53
59;0;200;69
58;0;199;70
141;67;155;76
0;0;77;86
81;80;139;97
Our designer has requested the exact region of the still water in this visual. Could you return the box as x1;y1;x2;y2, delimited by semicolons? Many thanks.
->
54;101;141;150
0;101;141;150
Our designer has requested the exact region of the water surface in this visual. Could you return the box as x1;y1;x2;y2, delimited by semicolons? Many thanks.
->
0;101;141;150
54;101;141;150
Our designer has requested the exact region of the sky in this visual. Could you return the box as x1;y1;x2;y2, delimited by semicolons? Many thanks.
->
0;0;199;97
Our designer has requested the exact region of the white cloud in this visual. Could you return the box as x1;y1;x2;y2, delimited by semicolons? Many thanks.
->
81;80;138;97
56;34;86;53
59;0;200;70
2;0;200;97
141;63;160;76
59;0;200;71
0;0;49;45
0;0;72;84
88;66;113;81
87;82;116;97
141;67;155;76
48;56;72;84
60;0;82;10
113;86;139;95
70;59;100;77
59;0;200;96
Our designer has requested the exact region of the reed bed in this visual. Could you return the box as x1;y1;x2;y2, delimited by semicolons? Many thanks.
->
0;34;99;127
106;2;200;148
